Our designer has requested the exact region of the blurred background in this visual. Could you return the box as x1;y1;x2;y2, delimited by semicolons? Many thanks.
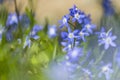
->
0;0;120;25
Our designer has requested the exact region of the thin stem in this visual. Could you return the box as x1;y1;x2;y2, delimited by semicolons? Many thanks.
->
94;50;105;65
14;0;23;39
52;38;57;60
68;21;76;29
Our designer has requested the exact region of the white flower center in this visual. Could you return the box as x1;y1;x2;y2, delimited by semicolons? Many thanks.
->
105;37;112;44
86;24;91;29
68;33;74;38
49;28;56;35
71;50;78;58
63;18;67;24
68;44;72;49
75;13;80;19
102;66;109;72
79;31;84;37
12;15;18;22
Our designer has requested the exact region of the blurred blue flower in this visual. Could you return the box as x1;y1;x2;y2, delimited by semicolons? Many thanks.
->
96;27;106;38
66;47;83;62
99;63;113;80
74;29;89;42
61;41;73;52
59;15;70;29
23;36;31;48
6;13;18;27
30;25;43;40
6;31;13;42
98;28;117;50
102;0;115;15
47;25;57;38
83;23;96;34
82;68;93;79
19;14;30;28
69;5;78;17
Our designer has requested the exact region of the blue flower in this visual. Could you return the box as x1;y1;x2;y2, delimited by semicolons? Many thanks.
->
59;15;70;29
69;5;78;17
61;41;73;52
83;23;96;34
47;25;57;38
98;28;117;50
66;47;83;62
61;28;78;45
23;36;31;48
6;13;18;26
82;68;93;79
6;31;13;42
96;27;106;38
74;29;89;42
102;0;115;15
19;14;30;28
72;10;85;24
99;63;113;80
30;25;43;40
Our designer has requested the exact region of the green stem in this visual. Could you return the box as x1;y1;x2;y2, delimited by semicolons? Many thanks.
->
52;38;57;60
94;50;105;65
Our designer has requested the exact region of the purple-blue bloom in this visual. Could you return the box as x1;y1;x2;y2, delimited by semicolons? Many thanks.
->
66;47;83;62
99;63;113;80
59;15;70;29
61;29;77;44
83;23;96;34
102;0;115;15
30;25;43;40
98;28;117;50
23;36;31;48
47;25;57;38
72;10;85;24
19;14;30;28
74;29;89;42
6;13;18;26
69;5;78;17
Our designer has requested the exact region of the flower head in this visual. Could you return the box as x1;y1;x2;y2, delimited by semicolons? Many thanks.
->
98;28;117;50
72;10;85;24
19;14;30;28
30;25;43;40
83;23;96;34
59;15;70;29
23;36;31;48
6;13;18;26
47;25;57;38
102;0;115;15
69;5;78;17
74;29;89;42
99;63;113;80
66;47;83;62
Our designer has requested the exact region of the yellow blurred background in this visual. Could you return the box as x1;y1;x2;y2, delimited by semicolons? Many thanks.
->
1;0;120;25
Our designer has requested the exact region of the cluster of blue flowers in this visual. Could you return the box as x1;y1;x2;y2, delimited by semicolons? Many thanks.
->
60;5;96;52
0;12;58;49
58;5;118;80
